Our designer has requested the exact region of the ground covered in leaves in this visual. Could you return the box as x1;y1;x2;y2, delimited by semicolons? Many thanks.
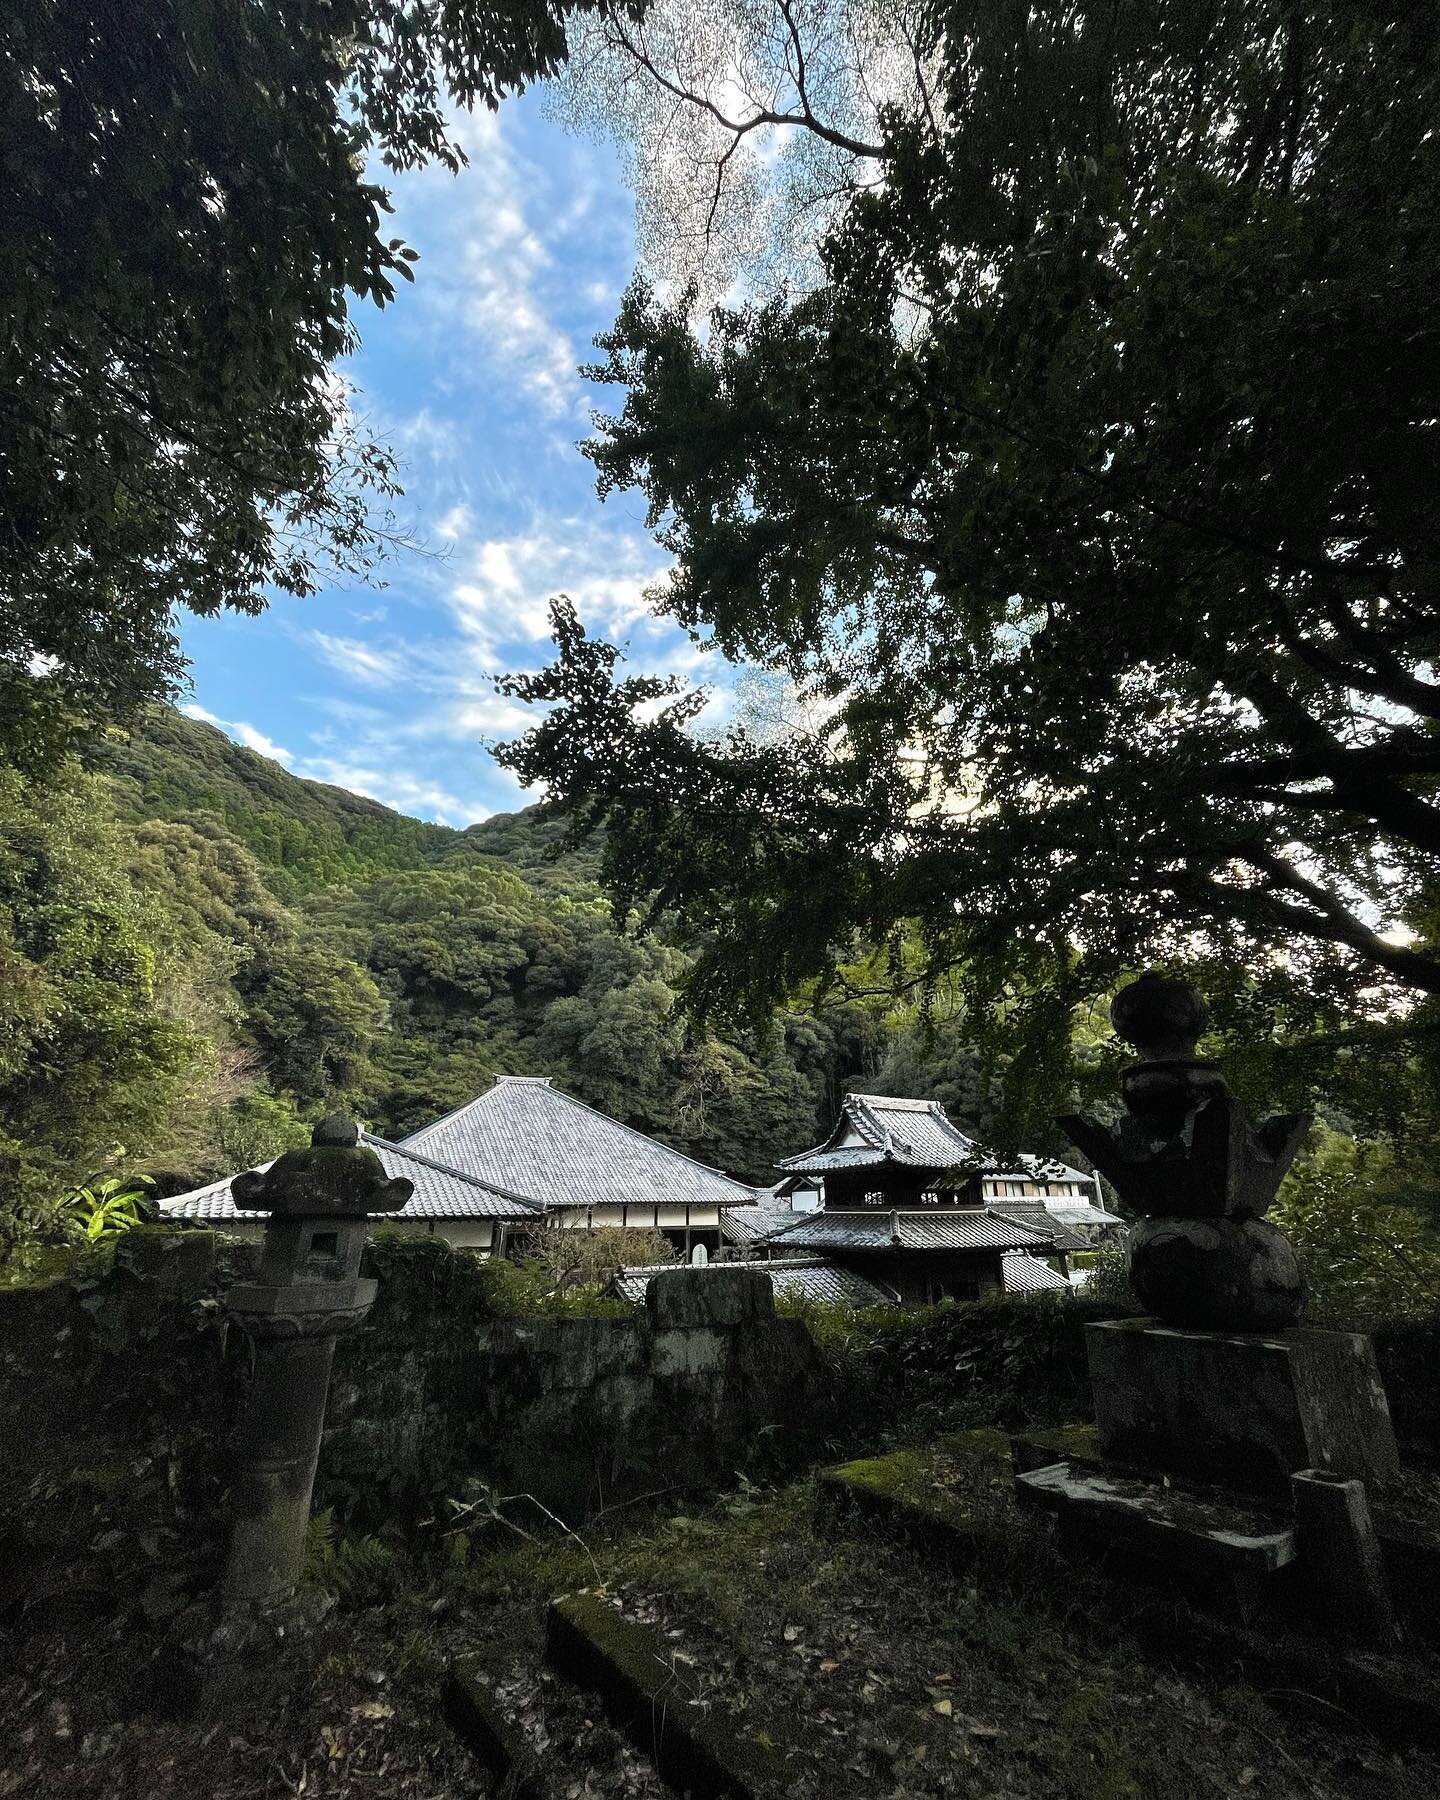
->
3;1443;1438;1799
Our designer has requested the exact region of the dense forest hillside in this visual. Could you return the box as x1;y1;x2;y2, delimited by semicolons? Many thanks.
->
4;708;995;1242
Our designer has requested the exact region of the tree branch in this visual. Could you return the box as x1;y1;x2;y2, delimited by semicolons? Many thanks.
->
608;20;888;162
1228;848;1440;990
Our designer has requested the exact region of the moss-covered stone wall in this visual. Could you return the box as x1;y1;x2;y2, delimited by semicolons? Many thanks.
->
322;1249;832;1524
4;1228;1436;1605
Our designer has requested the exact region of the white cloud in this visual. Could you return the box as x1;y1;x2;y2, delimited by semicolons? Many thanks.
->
296;756;488;828
408;109;580;416
304;632;409;689
442;516;673;658
434;503;474;542
180;702;294;765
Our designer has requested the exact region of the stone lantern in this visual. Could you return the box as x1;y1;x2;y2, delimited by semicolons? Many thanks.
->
1059;971;1312;1331
220;1115;411;1614
1019;974;1401;1641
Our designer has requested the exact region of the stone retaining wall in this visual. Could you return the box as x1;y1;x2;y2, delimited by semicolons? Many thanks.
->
325;1265;831;1522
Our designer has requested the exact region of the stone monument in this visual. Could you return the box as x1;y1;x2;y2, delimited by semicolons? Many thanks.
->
1016;973;1401;1638
220;1115;411;1618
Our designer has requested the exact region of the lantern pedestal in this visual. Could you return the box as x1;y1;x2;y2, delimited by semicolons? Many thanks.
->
1087;1319;1400;1500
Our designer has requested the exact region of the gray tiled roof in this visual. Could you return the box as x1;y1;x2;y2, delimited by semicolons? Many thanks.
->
757;1209;1055;1253
1001;1252;1073;1295
994;1151;1099;1185
778;1092;978;1174
777;1145;892;1173
777;1091;1098;1188
158;1133;542;1224
400;1077;762;1212
607;1258;899;1309
721;1203;812;1247
1040;1197;1122;1229
988;1204;1089;1252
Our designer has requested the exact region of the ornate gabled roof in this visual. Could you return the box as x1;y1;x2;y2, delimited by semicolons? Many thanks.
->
755;1208;1055;1254
777;1092;1102;1190
776;1092;980;1174
158;1133;543;1224
400;1076;763;1212
606;1258;899;1309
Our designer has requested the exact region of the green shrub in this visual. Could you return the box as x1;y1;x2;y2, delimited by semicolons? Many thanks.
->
1272;1126;1440;1325
1080;1239;1136;1310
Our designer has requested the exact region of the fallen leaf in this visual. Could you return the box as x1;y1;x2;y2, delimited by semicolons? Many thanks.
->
932;1698;953;1717
820;1660;840;1673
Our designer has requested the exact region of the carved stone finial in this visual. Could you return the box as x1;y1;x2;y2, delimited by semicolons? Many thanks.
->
1111;971;1208;1062
1058;977;1310;1332
313;1113;360;1148
231;1113;412;1218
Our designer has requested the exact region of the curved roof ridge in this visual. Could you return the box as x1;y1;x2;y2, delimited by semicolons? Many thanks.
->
846;1091;945;1110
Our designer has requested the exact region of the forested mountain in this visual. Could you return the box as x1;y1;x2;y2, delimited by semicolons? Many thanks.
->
4;707;993;1242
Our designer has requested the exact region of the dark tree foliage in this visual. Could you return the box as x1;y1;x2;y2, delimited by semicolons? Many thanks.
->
500;3;1440;1114
0;0;630;740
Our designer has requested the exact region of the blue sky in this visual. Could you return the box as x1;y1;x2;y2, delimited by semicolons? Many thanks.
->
178;93;730;827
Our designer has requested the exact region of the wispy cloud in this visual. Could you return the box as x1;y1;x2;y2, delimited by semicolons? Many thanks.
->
444;516;672;659
296;755;487;827
181;702;295;765
303;632;410;689
407;109;582;417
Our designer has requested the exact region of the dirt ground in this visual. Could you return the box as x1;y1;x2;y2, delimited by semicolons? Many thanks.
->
3;1448;1438;1800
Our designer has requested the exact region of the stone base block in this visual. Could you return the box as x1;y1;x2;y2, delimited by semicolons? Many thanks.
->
1088;1320;1399;1499
1017;1458;1297;1623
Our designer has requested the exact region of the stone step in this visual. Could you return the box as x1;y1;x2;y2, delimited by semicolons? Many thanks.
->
1015;1459;1298;1574
1016;1456;1298;1626
814;1444;1012;1569
443;1661;548;1800
544;1590;794;1799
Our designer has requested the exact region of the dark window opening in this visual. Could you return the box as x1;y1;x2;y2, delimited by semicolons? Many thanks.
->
309;1230;339;1258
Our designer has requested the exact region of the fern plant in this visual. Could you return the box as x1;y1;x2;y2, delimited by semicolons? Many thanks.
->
301;1507;401;1605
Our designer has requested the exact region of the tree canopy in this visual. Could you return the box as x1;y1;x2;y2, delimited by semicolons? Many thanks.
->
0;0;629;743
501;2;1440;1107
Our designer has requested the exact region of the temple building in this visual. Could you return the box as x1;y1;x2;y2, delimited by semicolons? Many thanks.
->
398;1075;762;1258
161;1077;762;1259
747;1092;1112;1305
159;1130;542;1253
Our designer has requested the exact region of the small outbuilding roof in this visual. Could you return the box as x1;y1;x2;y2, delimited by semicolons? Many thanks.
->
756;1208;1056;1254
159;1133;542;1225
606;1258;899;1310
988;1203;1089;1253
401;1076;763;1213
720;1202;814;1249
1001;1252;1074;1296
1040;1196;1122;1230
